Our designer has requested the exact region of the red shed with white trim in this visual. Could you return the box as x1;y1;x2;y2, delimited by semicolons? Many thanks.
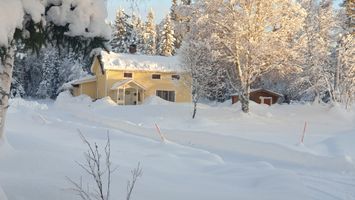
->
231;89;283;106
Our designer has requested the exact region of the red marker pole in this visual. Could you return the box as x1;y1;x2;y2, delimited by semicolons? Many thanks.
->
300;121;307;144
155;123;166;142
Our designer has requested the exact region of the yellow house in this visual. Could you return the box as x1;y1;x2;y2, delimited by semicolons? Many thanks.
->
71;51;192;105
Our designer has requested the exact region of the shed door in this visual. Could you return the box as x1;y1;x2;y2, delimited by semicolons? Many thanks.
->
260;97;272;105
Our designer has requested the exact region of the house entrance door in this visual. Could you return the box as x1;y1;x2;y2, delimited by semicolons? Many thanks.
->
124;88;139;105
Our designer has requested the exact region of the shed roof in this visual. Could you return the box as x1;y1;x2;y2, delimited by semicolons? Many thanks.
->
231;88;283;97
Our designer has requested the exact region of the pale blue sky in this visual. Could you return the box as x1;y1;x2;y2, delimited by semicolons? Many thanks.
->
107;0;172;23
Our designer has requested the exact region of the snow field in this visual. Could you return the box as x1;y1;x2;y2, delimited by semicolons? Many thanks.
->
0;93;354;200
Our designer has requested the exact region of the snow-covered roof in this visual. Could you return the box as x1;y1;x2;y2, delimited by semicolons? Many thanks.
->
231;89;283;97
95;51;183;73
71;75;97;85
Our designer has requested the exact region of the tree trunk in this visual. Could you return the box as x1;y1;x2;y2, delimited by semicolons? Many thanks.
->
240;86;250;113
0;46;14;141
192;100;197;119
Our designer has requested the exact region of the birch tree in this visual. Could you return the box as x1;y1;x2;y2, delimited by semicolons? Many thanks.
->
0;0;110;141
335;0;354;108
193;0;305;112
296;0;338;102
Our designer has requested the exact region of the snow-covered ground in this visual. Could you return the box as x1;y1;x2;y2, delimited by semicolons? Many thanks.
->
0;92;355;200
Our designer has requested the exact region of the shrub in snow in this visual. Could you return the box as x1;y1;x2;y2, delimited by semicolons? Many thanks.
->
68;132;142;200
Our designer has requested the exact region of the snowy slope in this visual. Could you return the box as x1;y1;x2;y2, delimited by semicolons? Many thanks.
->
0;93;354;200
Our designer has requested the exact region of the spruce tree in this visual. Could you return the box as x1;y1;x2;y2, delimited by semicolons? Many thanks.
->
144;9;157;55
158;15;176;56
130;13;145;53
111;9;132;53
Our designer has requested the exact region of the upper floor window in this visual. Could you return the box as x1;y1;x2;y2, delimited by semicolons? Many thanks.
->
124;72;133;79
172;75;180;80
152;74;161;79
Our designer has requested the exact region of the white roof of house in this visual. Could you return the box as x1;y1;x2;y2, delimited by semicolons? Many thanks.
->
95;51;183;73
71;75;97;85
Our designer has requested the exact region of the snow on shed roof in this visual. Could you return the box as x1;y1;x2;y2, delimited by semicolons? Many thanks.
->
96;51;183;73
231;89;283;97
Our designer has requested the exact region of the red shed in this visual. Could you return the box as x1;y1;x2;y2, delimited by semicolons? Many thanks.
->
231;89;283;106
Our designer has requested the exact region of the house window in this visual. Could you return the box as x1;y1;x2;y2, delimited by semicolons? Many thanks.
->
156;90;175;102
124;72;133;79
152;74;161;79
172;75;180;80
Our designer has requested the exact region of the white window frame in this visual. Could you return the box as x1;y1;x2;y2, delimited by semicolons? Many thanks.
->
123;72;133;79
259;96;272;105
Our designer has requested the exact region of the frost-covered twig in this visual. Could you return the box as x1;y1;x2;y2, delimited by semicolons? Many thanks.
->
68;130;142;200
126;162;143;200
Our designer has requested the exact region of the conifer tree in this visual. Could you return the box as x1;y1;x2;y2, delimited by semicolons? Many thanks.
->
143;9;157;55
158;15;176;56
111;9;132;53
130;13;145;53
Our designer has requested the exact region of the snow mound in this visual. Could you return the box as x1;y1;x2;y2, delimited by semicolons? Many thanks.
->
92;96;117;108
143;96;174;105
9;98;48;111
313;132;355;159
98;51;183;73
55;91;92;108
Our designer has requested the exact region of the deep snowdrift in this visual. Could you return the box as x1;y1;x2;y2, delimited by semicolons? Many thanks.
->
0;94;354;200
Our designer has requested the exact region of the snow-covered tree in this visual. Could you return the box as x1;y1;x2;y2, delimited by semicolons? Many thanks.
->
130;13;145;53
337;34;354;108
158;15;176;56
111;9;132;53
0;0;110;140
186;0;305;113
334;0;354;108
143;9;157;55
180;40;214;118
295;0;338;102
171;0;193;49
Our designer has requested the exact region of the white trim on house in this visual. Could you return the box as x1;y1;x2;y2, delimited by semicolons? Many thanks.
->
110;79;146;91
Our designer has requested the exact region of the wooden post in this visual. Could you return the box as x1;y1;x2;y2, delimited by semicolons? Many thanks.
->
300;121;307;144
135;87;138;105
116;89;119;104
123;86;126;105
